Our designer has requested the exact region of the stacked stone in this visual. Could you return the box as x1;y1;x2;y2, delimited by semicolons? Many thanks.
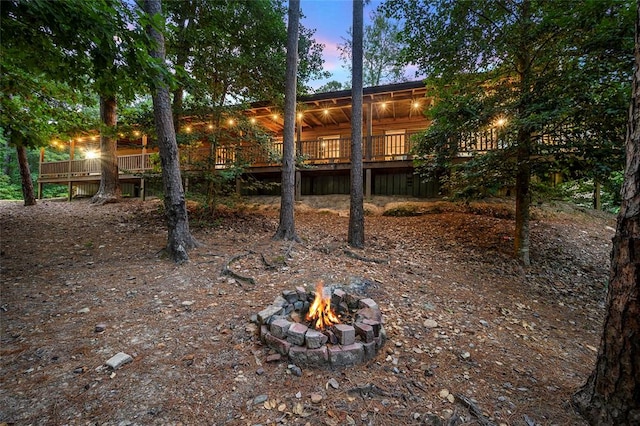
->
256;287;386;367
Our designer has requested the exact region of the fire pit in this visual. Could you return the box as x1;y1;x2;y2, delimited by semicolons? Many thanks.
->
255;281;386;367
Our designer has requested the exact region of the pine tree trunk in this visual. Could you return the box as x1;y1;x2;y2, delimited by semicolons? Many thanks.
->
348;0;365;248
514;24;532;266
16;144;36;206
573;5;640;423
91;95;121;205
274;0;301;242
514;135;531;266
144;0;197;264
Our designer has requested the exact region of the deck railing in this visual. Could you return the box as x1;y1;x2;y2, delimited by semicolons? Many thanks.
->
40;154;153;180
39;130;563;181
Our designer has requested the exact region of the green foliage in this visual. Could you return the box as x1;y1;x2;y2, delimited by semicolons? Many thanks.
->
165;0;327;114
0;136;70;200
314;81;346;93
338;9;408;86
0;173;22;200
382;205;424;217
386;0;633;203
549;175;623;214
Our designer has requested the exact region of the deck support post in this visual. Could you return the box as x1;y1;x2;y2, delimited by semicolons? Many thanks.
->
295;170;301;201
365;168;372;198
140;178;146;201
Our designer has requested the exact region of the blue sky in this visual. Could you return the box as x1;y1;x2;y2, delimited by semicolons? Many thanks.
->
300;0;384;89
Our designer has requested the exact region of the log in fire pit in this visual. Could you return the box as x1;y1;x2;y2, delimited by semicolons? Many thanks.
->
255;281;386;367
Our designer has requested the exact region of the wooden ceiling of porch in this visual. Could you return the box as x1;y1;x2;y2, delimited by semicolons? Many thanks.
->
246;81;432;134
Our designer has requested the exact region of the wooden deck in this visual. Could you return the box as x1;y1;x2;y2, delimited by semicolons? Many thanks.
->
38;132;423;183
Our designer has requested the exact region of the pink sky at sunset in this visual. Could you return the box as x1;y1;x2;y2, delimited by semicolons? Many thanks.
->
300;0;384;89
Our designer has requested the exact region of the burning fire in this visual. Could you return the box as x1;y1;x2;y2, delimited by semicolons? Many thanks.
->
305;281;340;330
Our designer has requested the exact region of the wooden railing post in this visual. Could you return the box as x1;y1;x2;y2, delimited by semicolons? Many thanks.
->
67;140;75;201
38;147;44;199
366;102;372;161
141;135;147;200
296;117;302;158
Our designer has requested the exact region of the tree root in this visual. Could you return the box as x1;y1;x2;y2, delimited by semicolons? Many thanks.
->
454;393;497;426
343;249;390;264
90;194;119;205
221;252;256;285
347;383;398;399
260;253;278;270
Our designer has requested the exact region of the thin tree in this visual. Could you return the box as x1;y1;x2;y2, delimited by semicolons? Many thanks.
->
92;94;120;205
89;2;141;205
573;3;640;423
15;144;36;205
274;0;301;242
143;0;198;264
0;0;107;205
348;0;365;248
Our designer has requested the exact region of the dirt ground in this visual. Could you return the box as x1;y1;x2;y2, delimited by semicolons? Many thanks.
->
0;195;615;426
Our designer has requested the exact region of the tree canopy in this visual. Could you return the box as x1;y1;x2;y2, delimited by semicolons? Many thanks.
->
384;0;634;264
338;9;408;86
165;0;328;122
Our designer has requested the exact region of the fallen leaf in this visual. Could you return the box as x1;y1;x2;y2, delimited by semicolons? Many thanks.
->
293;402;304;415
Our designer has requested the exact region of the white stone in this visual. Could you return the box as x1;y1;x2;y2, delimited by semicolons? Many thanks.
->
106;352;133;369
423;319;438;328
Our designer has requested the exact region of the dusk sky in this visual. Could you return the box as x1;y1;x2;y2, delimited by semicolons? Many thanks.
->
300;0;385;89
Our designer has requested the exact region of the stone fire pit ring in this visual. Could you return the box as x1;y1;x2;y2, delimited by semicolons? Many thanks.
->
254;285;386;367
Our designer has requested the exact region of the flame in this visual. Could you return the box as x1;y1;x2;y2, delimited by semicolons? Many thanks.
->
305;281;340;330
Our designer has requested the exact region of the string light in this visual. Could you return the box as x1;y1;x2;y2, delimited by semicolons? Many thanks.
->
85;150;99;159
494;117;508;128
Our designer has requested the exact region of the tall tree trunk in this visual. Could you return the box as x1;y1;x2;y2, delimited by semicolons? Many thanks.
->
91;95;121;205
514;5;533;266
273;0;301;242
144;0;197;264
16;143;36;206
172;86;184;131
348;0;365;248
573;5;640;423
514;132;531;266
